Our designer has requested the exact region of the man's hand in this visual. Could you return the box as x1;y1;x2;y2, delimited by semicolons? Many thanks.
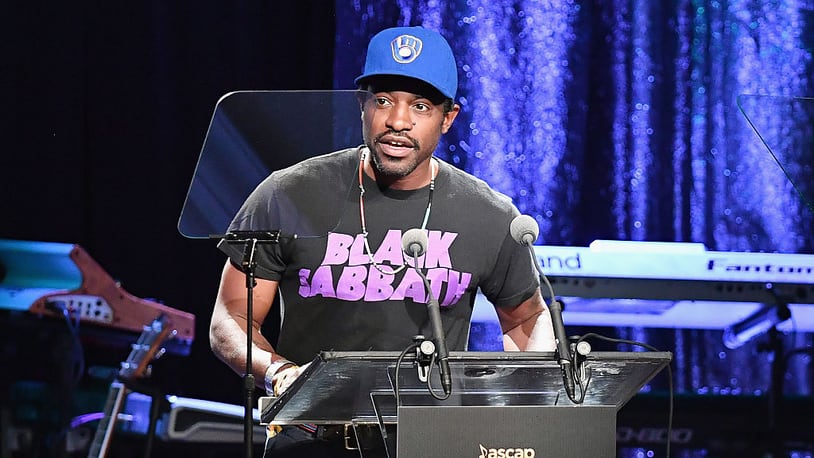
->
271;362;311;396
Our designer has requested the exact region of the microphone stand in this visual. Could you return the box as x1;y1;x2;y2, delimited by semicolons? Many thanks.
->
414;265;452;397
218;230;281;458
549;299;576;402
514;221;578;403
403;231;452;397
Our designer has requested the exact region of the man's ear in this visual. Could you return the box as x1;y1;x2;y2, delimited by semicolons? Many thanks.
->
356;89;373;119
441;104;461;134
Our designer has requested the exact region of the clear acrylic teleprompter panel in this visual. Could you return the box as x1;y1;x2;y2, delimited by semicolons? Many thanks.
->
737;94;814;215
177;90;370;239
261;351;672;425
180;92;814;240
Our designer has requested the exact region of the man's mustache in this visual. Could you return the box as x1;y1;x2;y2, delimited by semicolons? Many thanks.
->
374;131;419;149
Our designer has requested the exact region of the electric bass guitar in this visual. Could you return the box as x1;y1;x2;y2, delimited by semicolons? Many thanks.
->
87;314;173;458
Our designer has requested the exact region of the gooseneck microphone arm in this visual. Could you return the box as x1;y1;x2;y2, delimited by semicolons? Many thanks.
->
418;262;452;397
509;215;577;402
402;228;452;397
549;299;576;400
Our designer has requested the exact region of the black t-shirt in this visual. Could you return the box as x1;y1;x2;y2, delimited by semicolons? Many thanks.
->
220;147;539;364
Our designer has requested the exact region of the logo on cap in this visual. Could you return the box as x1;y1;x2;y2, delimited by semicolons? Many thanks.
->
390;34;423;64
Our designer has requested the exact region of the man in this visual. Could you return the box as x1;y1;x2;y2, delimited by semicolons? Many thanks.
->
210;26;556;457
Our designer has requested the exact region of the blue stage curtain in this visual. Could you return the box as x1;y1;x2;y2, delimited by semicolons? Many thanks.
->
333;0;813;399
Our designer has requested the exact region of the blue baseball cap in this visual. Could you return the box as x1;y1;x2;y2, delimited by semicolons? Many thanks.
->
355;26;458;100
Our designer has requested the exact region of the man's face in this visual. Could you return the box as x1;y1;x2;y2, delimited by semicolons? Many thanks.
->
360;78;459;186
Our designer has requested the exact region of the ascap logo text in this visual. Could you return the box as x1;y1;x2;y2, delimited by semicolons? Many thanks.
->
479;444;535;458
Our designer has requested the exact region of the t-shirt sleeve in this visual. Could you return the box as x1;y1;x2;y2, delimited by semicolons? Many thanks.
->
217;173;287;281
480;232;541;309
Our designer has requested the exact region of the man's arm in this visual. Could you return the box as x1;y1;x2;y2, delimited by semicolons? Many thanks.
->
209;260;293;390
496;287;556;351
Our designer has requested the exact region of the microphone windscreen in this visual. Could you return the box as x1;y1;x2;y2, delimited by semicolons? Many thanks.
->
510;215;539;246
401;228;428;257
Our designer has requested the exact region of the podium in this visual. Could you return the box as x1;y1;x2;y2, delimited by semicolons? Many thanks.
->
260;350;671;457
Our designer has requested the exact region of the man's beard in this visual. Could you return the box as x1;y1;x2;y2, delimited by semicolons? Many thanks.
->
368;147;417;178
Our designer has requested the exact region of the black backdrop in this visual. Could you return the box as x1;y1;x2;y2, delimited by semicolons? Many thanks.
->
1;2;337;406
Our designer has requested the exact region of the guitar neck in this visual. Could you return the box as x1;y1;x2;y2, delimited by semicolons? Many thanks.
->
87;381;127;458
86;314;171;458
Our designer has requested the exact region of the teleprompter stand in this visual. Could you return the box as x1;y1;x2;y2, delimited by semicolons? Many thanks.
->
218;230;281;458
259;350;671;457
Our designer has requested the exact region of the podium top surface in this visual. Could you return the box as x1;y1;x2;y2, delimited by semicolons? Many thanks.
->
262;350;671;425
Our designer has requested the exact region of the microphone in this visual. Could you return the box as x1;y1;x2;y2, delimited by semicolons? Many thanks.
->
509;215;576;401
509;215;544;281
401;228;428;257
401;229;452;396
510;214;539;247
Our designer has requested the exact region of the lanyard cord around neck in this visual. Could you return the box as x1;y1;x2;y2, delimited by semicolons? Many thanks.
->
357;147;436;275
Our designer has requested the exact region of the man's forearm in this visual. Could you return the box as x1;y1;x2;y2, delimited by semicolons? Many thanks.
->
210;315;280;388
503;310;556;351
